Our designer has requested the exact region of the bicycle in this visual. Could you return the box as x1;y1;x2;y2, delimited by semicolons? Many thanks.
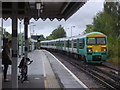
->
18;57;33;83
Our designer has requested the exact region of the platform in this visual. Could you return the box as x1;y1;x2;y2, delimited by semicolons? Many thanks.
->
2;50;88;89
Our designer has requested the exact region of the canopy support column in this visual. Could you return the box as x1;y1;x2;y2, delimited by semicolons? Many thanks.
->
24;18;29;58
11;2;18;88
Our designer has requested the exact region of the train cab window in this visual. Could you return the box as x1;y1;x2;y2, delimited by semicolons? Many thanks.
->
79;39;84;49
97;37;106;45
87;37;96;45
87;37;106;45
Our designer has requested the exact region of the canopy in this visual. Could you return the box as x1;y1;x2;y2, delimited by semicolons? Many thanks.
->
1;2;85;21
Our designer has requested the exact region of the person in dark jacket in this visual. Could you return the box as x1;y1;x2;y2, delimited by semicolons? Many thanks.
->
2;40;12;81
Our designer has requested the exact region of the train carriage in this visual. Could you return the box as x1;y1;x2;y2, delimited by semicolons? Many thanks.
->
40;32;108;63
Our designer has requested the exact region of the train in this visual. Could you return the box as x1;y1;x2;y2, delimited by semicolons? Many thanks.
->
40;32;108;63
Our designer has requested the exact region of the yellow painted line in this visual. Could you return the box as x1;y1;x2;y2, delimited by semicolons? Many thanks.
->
44;80;48;89
41;51;48;88
41;50;60;88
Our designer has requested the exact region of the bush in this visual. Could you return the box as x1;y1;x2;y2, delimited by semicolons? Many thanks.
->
107;38;120;65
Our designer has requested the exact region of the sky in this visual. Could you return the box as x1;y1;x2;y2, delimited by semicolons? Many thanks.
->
0;0;104;38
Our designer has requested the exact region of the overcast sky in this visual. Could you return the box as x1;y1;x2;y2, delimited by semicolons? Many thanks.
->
0;0;104;38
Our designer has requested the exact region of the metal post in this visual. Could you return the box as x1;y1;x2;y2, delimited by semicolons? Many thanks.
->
0;2;2;89
29;22;34;38
1;18;4;41
33;24;36;35
71;26;75;37
11;2;18;88
24;18;29;58
19;21;23;56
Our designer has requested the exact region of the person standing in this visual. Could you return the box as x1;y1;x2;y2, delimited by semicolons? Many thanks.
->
2;40;12;81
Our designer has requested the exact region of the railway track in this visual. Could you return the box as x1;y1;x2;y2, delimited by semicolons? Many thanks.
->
102;64;120;75
51;51;120;90
86;65;120;90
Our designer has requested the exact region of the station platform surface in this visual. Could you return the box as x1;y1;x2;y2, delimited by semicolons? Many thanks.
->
1;50;88;89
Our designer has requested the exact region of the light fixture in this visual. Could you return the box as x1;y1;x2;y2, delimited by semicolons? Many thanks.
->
36;2;44;17
36;3;41;10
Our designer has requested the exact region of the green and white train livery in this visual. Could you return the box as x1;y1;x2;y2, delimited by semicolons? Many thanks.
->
40;32;108;63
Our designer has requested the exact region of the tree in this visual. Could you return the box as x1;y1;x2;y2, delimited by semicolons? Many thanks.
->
84;24;94;33
103;1;120;38
46;25;66;40
46;34;53;40
93;12;117;39
93;1;120;64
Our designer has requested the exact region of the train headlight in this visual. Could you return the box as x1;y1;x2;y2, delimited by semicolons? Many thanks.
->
101;47;106;52
87;48;93;52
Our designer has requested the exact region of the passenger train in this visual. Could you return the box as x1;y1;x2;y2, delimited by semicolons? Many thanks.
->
40;32;108;63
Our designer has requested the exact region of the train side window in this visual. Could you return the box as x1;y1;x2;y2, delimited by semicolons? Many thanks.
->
62;41;64;46
60;41;62;46
57;41;58;46
69;41;71;48
73;40;76;48
51;42;52;46
79;39;84;49
65;41;67;47
63;41;65;47
55;41;56;46
61;41;63;46
66;40;69;47
66;41;68;47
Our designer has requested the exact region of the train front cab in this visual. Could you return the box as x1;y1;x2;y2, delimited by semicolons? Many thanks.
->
85;34;108;63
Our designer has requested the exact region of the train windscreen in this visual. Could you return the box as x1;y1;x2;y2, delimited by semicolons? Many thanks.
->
87;37;106;45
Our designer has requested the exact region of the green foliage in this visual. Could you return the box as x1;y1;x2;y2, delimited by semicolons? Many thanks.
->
18;33;24;45
84;24;94;33
4;31;12;40
46;25;66;40
93;12;117;37
92;2;120;65
46;34;53;40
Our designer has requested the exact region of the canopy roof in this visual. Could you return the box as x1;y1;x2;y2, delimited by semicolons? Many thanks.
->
1;2;85;21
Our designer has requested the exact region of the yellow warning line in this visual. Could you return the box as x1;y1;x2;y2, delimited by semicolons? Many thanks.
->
41;51;48;88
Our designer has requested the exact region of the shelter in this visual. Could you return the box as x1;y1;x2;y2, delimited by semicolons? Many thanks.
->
0;1;86;88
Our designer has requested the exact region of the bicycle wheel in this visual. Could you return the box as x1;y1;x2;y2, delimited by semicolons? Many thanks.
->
21;65;28;83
